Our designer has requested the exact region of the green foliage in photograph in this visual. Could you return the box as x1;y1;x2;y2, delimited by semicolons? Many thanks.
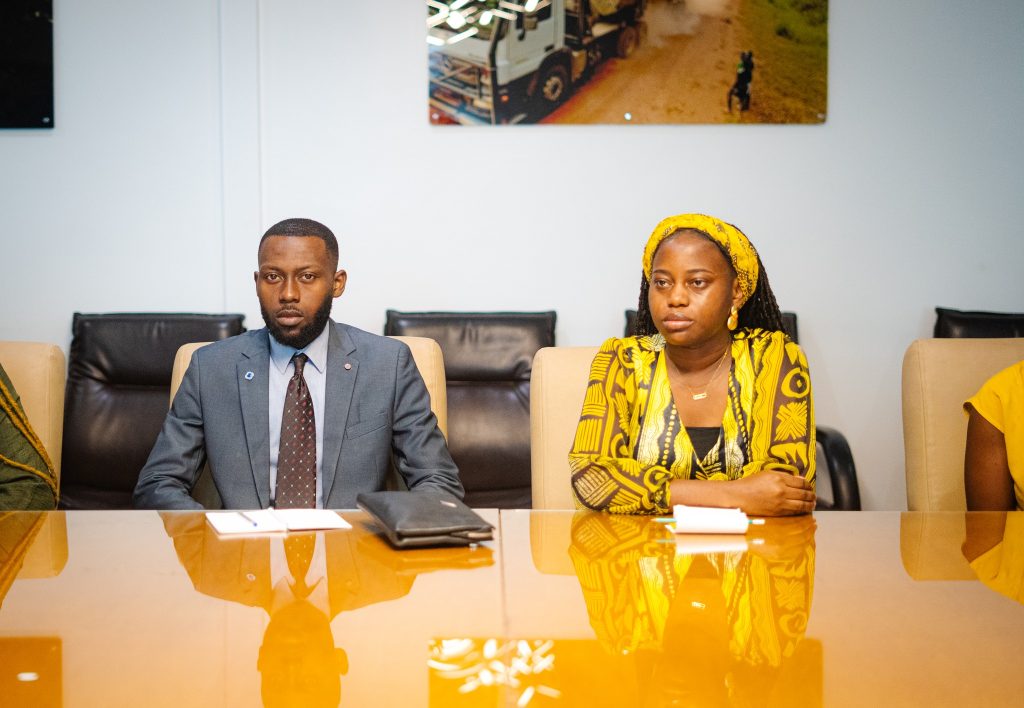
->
743;0;828;122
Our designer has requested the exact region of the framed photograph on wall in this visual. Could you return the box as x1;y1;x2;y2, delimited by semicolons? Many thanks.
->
427;0;827;125
0;0;54;129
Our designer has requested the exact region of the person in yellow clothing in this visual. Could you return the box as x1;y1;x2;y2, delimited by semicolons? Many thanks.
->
964;359;1024;511
570;214;816;515
0;363;58;510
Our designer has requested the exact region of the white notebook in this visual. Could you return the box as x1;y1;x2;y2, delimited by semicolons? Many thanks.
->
205;509;351;535
670;504;759;534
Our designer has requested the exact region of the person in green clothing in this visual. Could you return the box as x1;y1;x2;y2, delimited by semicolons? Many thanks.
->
0;363;57;509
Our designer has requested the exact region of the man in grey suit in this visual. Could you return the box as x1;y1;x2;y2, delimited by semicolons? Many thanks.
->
133;218;462;509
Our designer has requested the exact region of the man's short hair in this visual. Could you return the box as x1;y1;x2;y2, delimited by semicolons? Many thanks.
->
260;218;339;267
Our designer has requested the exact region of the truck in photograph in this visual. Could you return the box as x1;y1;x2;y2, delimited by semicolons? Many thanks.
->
428;0;647;125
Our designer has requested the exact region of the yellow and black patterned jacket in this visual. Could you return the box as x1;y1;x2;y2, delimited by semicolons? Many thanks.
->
570;329;815;514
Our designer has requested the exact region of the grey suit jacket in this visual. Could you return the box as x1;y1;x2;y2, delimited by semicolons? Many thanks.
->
133;321;462;509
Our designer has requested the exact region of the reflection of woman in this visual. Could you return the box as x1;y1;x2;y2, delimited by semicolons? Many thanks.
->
964;360;1024;510
569;513;816;705
0;363;57;510
570;214;815;515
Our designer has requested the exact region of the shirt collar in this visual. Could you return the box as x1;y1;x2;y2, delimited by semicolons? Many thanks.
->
269;322;330;375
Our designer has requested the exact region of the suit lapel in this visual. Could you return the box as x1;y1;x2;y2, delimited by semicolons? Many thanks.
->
238;331;272;508
322;321;357;505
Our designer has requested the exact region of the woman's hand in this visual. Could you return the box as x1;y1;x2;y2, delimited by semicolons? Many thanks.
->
732;470;815;516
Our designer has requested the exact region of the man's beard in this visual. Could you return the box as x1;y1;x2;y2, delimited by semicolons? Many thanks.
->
262;292;333;349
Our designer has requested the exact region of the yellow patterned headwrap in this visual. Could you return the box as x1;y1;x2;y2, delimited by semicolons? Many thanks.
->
642;214;760;305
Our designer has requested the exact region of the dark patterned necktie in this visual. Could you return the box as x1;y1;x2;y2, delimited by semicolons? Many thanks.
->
276;353;316;508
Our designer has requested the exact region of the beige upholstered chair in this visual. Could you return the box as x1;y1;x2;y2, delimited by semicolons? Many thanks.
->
902;338;1024;511
530;346;599;510
0;341;66;479
391;335;448;437
168;342;203;404
170;336;449;436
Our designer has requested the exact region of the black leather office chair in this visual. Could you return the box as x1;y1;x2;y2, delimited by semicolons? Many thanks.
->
384;311;556;508
60;313;245;509
933;307;1024;338
623;309;860;510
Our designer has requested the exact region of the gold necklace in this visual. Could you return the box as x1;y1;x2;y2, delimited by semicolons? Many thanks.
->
671;347;731;401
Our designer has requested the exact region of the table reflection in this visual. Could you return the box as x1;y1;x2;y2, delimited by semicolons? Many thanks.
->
1;512;48;608
431;512;818;707
1;510;1021;705
962;512;1024;605
567;512;817;707
161;513;493;707
899;511;1024;606
0;512;66;707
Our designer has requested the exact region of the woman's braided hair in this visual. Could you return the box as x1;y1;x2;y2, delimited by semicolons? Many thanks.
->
633;229;786;337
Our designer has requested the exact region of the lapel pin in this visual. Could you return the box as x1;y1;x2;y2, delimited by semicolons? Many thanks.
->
344;363;352;370
244;371;254;380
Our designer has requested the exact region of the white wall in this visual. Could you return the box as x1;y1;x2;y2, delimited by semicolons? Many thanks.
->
0;1;226;326
1;0;1022;509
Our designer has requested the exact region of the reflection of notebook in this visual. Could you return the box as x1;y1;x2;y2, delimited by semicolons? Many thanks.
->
674;535;749;555
0;637;61;708
206;509;351;535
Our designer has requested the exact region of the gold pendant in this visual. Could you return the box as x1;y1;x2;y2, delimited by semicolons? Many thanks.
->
691;392;708;401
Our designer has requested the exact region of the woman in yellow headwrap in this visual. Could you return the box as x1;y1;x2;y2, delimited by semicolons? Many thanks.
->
570;214;816;515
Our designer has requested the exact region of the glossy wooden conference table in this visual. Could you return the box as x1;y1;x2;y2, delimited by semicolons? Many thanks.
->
1;510;1022;707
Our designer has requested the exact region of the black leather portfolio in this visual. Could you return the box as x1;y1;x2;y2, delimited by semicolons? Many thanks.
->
356;490;494;548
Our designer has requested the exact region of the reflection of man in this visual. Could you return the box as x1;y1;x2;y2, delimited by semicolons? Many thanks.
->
258;597;348;708
568;513;816;705
162;514;492;706
165;514;396;706
135;218;462;510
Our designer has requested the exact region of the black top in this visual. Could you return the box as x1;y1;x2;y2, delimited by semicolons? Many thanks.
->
686;426;722;462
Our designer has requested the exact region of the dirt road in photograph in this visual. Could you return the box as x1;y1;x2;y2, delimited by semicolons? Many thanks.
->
543;0;748;124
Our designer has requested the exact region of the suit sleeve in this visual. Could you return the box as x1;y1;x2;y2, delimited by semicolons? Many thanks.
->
389;342;464;499
133;353;208;510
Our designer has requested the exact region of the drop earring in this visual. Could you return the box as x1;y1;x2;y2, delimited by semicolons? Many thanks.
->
727;306;738;331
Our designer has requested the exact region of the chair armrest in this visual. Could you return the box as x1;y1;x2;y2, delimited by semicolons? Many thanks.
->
816;425;861;510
